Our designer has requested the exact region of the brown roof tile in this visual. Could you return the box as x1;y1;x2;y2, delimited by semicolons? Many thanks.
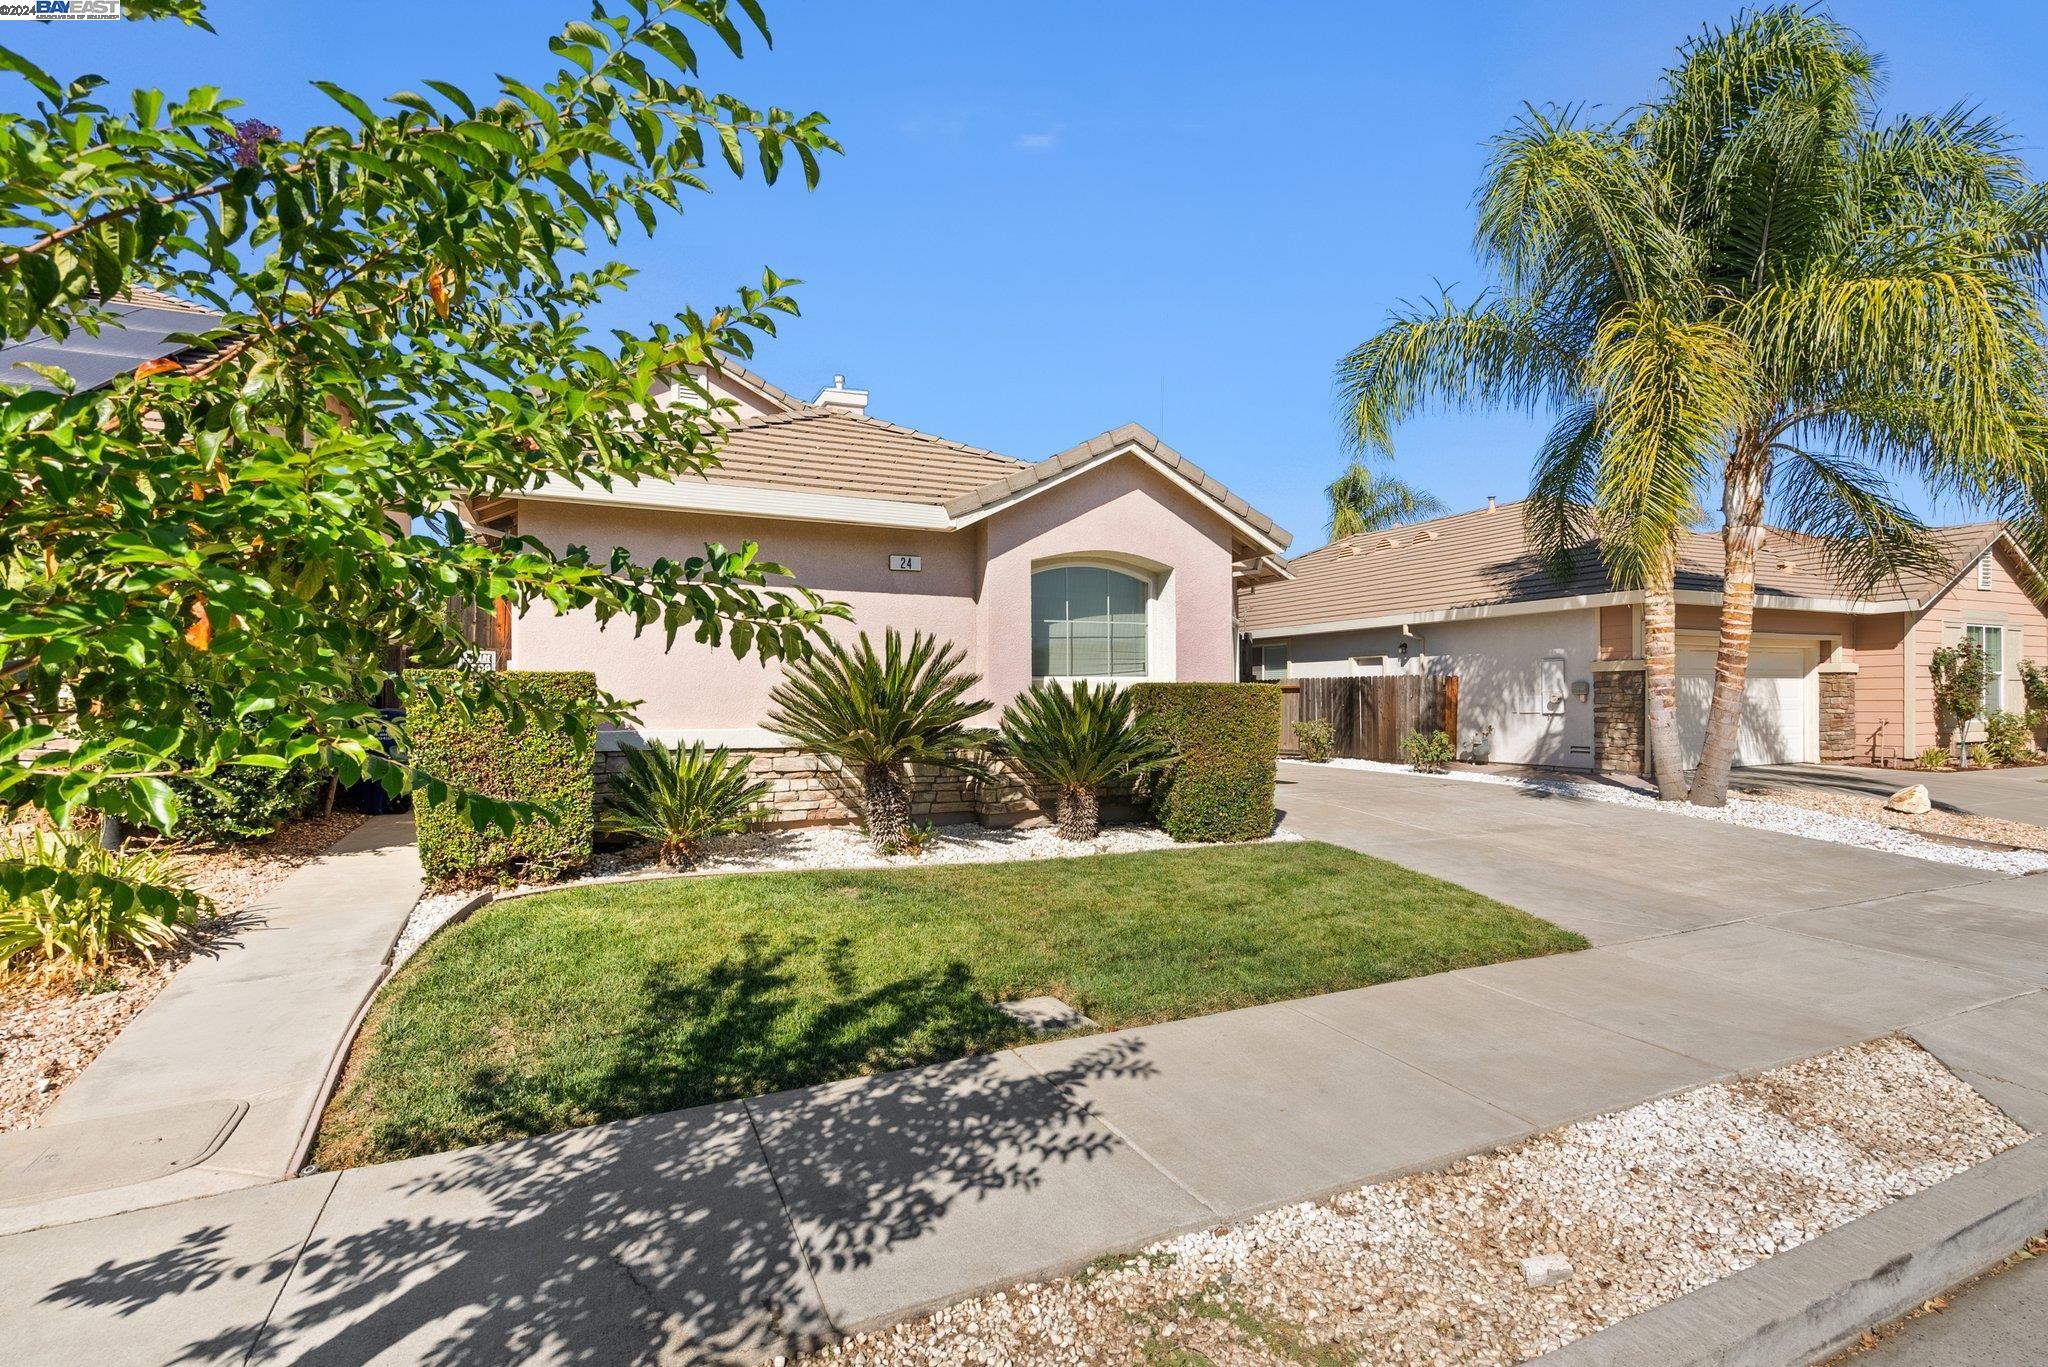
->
1237;501;2012;633
690;408;1025;503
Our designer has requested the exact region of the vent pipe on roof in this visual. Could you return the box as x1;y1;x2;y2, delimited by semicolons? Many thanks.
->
1486;495;1497;512
814;374;869;416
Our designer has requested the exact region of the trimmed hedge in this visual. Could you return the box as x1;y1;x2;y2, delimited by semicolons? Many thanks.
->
407;670;596;886
1130;682;1282;843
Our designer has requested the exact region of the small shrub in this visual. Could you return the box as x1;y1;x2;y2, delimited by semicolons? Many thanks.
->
1930;642;1987;742
768;630;992;855
1968;743;1993;768
1981;711;2035;766
1401;729;1456;773
897;821;938;858
998;681;1177;840
1294;717;1336;763
1916;746;1953;771
1130;683;1281;843
600;740;768;867
0;832;197;978
407;669;596;886
163;690;323;842
168;760;323;844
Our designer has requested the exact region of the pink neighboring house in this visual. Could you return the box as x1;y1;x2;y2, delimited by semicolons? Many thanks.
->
479;365;1291;823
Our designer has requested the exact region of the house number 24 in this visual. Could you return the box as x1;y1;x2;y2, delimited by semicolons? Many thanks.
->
889;555;922;572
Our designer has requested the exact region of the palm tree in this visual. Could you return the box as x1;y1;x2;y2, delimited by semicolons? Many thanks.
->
997;681;1176;840
1337;6;2048;806
767;629;993;853
1325;462;1449;539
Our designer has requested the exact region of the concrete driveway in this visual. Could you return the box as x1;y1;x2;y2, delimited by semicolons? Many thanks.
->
1731;761;2048;826
1274;761;2033;946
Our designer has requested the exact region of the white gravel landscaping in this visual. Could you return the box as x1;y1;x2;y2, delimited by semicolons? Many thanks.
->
801;1036;2031;1367
391;821;1301;969
1290;758;2048;876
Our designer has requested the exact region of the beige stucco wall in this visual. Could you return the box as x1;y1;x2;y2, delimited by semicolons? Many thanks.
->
976;458;1239;707
509;455;1244;736
511;502;981;735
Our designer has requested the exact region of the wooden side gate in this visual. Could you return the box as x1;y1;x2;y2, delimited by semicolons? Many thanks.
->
1279;676;1459;761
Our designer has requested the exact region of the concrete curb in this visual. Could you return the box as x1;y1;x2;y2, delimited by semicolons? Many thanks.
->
1542;1137;2048;1367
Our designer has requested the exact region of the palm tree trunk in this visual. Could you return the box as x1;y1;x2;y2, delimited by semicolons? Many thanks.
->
861;762;910;853
1691;437;1770;808
1055;786;1100;841
1642;560;1689;801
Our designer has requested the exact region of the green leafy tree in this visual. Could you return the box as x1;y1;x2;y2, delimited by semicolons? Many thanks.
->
1337;7;2048;806
0;0;845;917
600;739;768;866
1929;641;1988;759
1324;462;1448;540
997;680;1176;841
767;630;992;854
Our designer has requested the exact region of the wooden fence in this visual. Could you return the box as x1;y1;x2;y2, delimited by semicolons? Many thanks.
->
1279;676;1460;761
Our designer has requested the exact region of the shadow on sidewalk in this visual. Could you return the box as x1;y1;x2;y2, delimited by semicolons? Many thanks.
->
38;943;1158;1364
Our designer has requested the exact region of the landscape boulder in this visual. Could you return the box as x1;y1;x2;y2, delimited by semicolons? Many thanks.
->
1885;783;1932;815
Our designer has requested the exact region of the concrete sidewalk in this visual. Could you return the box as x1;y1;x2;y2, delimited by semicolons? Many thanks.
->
0;816;423;1234
4;774;2045;1364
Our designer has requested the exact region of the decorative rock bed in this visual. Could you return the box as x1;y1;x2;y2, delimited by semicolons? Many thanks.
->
1290;758;2048;876
802;1037;2031;1367
391;822;1303;969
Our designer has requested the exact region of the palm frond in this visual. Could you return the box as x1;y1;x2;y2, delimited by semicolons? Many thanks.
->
1767;444;1949;594
766;628;994;777
1335;293;1578;454
1324;463;1449;539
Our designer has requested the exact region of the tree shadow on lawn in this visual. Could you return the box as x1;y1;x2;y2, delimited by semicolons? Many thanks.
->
436;930;1048;1155
42;938;1156;1365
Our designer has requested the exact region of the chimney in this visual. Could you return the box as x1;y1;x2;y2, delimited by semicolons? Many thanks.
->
1485;495;1497;512
814;373;869;417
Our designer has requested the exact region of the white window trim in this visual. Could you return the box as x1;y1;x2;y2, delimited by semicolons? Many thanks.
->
1030;556;1173;685
1966;623;2007;713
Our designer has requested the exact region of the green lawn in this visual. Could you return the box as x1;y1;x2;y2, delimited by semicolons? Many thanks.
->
316;841;1584;1167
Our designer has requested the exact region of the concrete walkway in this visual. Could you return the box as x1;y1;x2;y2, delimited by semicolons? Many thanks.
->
4;776;2045;1364
0;817;423;1234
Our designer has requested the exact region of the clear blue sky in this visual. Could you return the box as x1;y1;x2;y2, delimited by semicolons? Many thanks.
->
11;2;2046;550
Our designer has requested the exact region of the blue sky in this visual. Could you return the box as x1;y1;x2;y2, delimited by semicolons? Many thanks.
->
11;2;2047;551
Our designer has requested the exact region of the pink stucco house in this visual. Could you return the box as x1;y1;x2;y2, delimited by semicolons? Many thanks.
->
477;364;1291;824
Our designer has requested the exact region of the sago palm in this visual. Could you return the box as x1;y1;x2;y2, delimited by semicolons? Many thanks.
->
997;681;1177;840
1325;462;1449;539
1337;6;2048;806
600;740;769;867
767;629;992;853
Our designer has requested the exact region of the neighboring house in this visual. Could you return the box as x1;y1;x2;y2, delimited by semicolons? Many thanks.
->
1236;498;2048;773
479;365;1291;823
2;286;220;391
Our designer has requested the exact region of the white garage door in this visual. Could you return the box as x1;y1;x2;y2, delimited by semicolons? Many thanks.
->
1677;644;1810;768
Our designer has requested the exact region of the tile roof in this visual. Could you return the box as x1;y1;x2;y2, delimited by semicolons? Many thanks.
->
1236;500;2014;633
689;408;1026;503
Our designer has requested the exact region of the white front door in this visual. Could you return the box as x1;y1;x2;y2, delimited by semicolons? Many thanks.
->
1677;643;1812;767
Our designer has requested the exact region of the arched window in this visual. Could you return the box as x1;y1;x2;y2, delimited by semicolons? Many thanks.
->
1031;564;1149;679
